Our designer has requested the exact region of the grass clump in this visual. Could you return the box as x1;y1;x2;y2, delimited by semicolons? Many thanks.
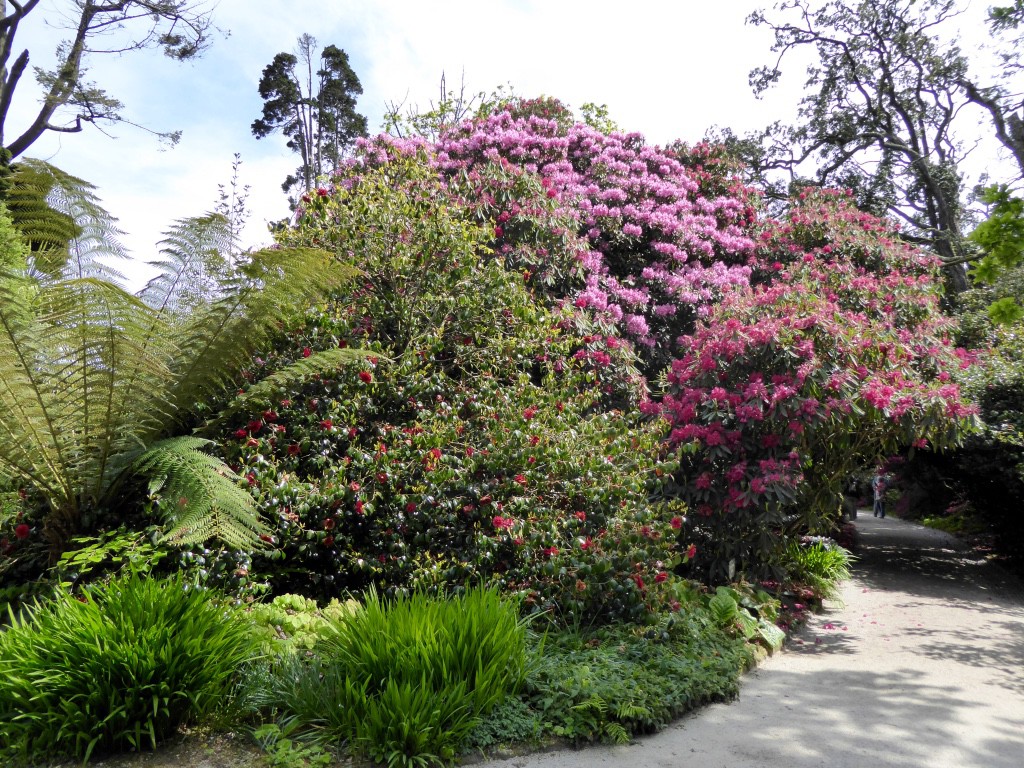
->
0;572;258;764
256;585;528;768
783;537;853;601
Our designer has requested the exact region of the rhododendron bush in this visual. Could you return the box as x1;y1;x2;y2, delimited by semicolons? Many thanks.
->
220;154;690;624
350;96;758;376
656;190;975;581
222;101;975;598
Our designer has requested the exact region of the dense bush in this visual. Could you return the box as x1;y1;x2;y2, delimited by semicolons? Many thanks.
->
656;189;974;581
219;154;689;624
0;573;257;763
355;99;758;376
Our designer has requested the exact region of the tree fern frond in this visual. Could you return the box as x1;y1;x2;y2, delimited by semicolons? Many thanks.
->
133;437;269;549
6;159;129;283
212;347;372;425
140;213;235;314
0;237;72;504
167;247;361;420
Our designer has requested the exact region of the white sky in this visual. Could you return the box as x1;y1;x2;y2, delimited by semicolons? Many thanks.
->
4;0;1006;287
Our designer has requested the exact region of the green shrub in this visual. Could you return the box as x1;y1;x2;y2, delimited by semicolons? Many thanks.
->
782;537;853;601
260;586;528;768
217;152;690;625
0;573;258;763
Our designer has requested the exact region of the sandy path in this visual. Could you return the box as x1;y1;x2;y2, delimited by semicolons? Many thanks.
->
483;515;1024;768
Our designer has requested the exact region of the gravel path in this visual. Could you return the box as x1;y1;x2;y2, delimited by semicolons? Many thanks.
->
483;515;1024;768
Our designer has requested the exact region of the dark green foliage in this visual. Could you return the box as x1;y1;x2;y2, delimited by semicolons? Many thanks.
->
0;573;258;764
521;614;751;745
252;34;367;197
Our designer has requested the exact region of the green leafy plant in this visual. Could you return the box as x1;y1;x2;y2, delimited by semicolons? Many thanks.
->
783;538;853;601
253;721;334;768
258;586;528;768
248;593;359;654
0;572;258;764
0;187;362;564
522;614;751;745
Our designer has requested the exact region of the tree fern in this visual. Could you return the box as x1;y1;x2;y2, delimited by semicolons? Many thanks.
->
214;347;371;424
165;246;362;421
0;182;359;560
134;437;269;548
4;159;128;283
141;213;235;314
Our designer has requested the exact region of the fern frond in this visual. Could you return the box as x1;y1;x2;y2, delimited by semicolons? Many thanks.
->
213;347;372;425
0;263;70;502
133;437;269;549
6;159;128;283
166;246;361;421
140;213;235;314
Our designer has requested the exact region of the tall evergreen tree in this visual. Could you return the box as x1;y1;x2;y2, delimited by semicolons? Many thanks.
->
251;34;367;200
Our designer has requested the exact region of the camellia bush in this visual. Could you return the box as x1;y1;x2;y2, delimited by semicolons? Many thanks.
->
654;189;976;581
217;153;690;625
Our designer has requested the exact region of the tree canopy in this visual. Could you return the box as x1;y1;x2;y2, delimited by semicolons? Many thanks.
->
251;33;367;199
744;0;1024;291
0;0;216;164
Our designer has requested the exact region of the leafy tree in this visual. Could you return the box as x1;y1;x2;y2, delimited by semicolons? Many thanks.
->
0;0;216;165
0;172;361;563
746;0;995;290
252;34;367;199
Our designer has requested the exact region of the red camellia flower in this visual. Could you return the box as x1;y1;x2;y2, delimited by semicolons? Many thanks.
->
316;187;329;197
323;535;334;546
514;474;527;486
324;518;336;530
405;502;416;513
320;419;333;430
574;511;586;522
687;544;698;559
14;523;30;540
355;500;365;514
654;571;668;584
302;347;312;358
287;443;301;456
543;546;559;557
522;406;538;421
359;370;373;383
233;428;248;439
492;515;514;530
349;481;360;492
670;516;683;530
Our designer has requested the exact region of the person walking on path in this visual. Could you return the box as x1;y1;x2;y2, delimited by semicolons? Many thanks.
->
872;470;887;517
481;516;1024;768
